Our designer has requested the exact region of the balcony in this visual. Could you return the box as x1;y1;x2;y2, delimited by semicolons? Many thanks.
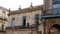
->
0;14;8;20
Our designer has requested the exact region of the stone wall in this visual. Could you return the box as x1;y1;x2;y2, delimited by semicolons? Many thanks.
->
44;18;60;34
6;28;37;34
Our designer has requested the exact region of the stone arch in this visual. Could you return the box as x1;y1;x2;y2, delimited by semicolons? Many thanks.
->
49;24;60;34
49;23;60;29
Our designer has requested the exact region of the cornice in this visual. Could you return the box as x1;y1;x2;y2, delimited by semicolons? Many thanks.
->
8;5;43;16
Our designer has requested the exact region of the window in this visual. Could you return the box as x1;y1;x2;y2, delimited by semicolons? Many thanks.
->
1;23;4;31
22;16;26;27
52;0;60;15
52;9;57;15
2;24;4;31
11;18;15;29
35;14;39;27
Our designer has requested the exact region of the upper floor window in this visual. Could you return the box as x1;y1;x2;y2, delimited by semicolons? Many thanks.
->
1;23;4;31
2;24;4;31
11;18;15;29
35;14;39;26
22;16;26;27
52;0;60;15
53;4;60;8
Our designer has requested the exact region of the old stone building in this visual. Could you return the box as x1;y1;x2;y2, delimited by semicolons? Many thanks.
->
7;4;43;34
0;6;9;34
0;0;60;34
42;0;60;34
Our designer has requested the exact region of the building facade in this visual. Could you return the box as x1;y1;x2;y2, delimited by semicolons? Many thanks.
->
7;5;43;34
0;0;60;34
0;6;9;34
42;0;60;34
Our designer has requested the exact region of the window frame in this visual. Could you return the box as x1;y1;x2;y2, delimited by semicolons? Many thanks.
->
11;18;15;29
22;16;26;27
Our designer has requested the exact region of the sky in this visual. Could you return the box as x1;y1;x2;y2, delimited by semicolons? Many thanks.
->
0;0;43;11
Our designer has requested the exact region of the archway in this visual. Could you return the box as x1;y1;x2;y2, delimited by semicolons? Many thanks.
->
50;24;60;34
